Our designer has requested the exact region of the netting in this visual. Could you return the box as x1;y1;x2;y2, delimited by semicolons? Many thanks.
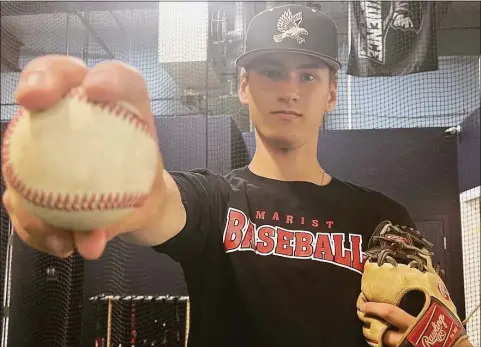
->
89;295;189;347
0;2;479;347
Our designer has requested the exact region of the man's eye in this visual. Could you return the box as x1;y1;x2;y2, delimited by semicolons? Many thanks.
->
300;73;316;82
262;70;282;78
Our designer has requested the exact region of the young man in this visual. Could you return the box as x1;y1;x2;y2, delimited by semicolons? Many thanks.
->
3;4;436;347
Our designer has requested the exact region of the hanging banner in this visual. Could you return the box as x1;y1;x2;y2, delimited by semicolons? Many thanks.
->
347;1;438;77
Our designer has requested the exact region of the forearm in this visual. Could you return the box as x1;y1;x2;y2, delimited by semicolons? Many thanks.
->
119;170;186;247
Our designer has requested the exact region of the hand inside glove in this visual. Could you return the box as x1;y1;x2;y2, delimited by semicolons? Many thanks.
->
357;221;473;347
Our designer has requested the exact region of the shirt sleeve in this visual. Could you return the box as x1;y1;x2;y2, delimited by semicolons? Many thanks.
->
151;168;232;262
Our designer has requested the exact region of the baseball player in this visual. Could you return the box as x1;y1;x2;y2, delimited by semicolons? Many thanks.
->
2;4;473;347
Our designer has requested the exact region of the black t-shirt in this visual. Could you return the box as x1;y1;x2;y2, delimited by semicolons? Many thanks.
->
153;166;415;347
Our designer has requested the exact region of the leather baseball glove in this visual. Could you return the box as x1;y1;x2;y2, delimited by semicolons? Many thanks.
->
357;221;473;347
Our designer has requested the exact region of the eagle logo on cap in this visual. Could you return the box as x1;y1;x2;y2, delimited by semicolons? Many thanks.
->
273;9;308;44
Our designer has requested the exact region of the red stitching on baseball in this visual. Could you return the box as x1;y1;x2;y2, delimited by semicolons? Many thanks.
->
1;90;153;212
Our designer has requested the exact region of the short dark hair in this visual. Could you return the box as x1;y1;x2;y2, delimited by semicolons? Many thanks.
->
328;67;338;84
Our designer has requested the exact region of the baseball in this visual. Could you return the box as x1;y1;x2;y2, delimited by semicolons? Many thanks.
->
1;88;159;231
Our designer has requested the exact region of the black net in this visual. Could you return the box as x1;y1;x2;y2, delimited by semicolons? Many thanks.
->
0;2;479;347
89;295;189;347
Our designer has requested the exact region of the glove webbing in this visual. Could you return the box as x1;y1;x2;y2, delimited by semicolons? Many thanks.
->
366;223;434;272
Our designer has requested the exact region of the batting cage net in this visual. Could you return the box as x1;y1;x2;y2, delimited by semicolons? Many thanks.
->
0;2;479;347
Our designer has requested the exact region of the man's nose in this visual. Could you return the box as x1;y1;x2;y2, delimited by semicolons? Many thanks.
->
278;76;300;103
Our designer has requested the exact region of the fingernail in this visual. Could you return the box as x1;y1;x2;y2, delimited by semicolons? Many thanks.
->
86;71;115;85
19;72;46;89
359;303;365;312
45;236;67;255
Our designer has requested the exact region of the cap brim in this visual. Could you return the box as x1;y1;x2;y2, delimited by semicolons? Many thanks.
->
235;48;342;71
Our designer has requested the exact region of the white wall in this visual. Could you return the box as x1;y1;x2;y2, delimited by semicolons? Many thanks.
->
459;186;480;346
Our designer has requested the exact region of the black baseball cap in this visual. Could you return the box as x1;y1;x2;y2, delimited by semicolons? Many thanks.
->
235;4;341;71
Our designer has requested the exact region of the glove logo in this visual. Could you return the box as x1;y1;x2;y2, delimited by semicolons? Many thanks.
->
437;283;451;301
421;313;448;346
406;301;463;347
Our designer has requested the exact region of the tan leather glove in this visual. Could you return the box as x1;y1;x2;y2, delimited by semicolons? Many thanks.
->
357;221;472;347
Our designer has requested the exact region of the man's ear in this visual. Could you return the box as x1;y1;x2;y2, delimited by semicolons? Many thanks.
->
239;70;249;105
325;81;338;113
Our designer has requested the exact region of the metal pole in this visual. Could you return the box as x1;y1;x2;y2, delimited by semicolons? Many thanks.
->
76;12;114;59
109;10;128;39
0;222;14;347
347;2;352;130
205;2;209;169
65;12;70;55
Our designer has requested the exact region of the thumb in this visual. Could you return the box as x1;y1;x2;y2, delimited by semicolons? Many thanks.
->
73;229;108;260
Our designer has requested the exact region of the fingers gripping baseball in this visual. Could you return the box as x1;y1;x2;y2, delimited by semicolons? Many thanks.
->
16;55;89;111
16;57;153;126
2;55;163;260
73;229;109;260
82;60;154;125
3;190;75;258
5;189;109;260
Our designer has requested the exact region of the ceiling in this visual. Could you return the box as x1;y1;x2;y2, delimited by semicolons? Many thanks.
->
1;1;479;49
